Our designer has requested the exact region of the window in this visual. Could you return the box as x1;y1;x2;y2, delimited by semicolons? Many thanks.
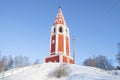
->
53;28;56;33
59;27;63;33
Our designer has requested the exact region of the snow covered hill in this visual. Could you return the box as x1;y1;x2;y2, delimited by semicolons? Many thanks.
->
0;63;120;80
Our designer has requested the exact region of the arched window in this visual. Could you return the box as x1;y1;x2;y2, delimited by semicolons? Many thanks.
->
59;27;63;33
53;28;56;33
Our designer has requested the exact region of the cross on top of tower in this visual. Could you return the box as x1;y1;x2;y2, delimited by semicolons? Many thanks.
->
53;7;67;26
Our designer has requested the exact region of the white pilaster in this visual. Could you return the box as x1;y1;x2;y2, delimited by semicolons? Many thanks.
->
55;25;59;55
49;26;53;56
62;25;65;55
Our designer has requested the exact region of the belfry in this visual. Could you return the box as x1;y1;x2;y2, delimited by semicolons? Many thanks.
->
45;7;74;64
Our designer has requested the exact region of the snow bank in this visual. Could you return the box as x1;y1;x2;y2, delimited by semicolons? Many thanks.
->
0;66;31;78
0;63;120;80
68;65;120;80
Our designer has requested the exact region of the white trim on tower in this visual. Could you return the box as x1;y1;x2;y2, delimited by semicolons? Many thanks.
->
68;28;71;57
49;27;52;56
64;26;67;55
55;34;58;55
55;25;59;55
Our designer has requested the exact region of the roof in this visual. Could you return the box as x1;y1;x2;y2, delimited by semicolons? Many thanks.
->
53;7;67;26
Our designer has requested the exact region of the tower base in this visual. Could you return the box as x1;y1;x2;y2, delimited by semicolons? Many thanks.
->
45;54;74;64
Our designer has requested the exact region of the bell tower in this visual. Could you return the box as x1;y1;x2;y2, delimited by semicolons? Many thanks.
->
45;7;74;64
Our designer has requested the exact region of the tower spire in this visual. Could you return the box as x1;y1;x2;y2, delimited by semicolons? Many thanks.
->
53;7;66;26
58;5;61;9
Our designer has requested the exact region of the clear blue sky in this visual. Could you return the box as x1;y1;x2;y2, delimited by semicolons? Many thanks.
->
0;0;120;65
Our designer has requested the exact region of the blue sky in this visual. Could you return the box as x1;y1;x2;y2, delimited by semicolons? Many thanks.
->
0;0;120;65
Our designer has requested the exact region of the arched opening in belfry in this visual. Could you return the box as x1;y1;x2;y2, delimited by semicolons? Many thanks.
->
59;27;63;33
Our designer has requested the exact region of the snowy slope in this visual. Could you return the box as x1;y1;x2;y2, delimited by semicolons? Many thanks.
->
0;63;120;80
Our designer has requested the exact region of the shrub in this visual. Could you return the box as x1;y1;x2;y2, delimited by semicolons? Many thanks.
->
49;63;71;78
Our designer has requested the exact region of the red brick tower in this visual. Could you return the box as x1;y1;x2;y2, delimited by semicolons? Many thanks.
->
45;7;74;64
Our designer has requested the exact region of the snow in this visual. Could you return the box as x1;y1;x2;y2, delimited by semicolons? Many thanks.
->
0;63;120;80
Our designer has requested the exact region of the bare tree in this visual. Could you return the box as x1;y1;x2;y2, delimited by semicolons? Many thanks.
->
116;43;120;64
49;63;71;78
0;56;7;72
116;53;120;65
33;59;40;65
115;43;120;69
95;55;114;70
5;55;14;70
14;56;23;68
22;56;30;67
14;56;30;68
83;55;114;70
83;57;96;67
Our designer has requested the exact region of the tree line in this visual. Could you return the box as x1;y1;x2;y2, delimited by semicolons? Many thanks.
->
82;42;120;70
83;53;120;70
0;55;40;72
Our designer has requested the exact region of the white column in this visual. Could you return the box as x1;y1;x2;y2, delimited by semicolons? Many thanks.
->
55;25;58;55
64;26;66;55
49;26;53;56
